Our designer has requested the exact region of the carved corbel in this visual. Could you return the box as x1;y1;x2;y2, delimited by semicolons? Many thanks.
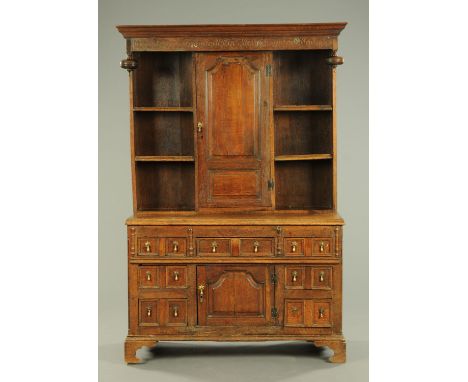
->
326;50;344;67
120;39;138;72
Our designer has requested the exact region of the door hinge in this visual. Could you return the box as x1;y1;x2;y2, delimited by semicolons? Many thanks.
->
271;272;278;284
266;64;272;77
271;307;278;318
268;179;274;190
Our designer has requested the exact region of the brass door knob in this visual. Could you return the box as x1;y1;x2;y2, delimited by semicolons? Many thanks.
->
291;241;298;253
146;271;152;281
198;284;205;302
144;241;151;253
292;271;298;282
172;241;179;253
253;241;260;253
211;241;218;253
173;271;180;281
319;271;325;282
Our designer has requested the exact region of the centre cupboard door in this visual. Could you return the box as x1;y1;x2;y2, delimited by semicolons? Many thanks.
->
195;52;273;209
197;265;275;326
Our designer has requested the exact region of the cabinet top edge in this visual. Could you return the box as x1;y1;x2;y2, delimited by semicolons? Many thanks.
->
125;212;345;226
116;23;347;39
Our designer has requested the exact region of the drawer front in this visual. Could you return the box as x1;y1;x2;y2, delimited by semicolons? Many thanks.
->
284;266;332;290
312;238;333;255
138;265;188;289
138;298;188;327
165;238;187;256
137;237;159;256
197;238;231;256
283;237;334;257
284;299;331;327
284;238;305;256
130;226;190;257
239;238;274;256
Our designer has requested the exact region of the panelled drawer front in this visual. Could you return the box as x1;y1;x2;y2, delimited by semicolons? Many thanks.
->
239;238;274;256
131;226;190;257
282;226;335;257
138;266;188;289
197;238;231;256
284;238;305;256
165;238;187;256
139;298;187;327
284;266;332;290
284;299;331;327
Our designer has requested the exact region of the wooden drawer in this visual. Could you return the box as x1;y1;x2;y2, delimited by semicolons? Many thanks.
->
284;238;305;256
138;298;188;327
131;226;190;257
138;265;188;289
312;238;333;255
283;237;334;257
197;238;231;256
284;266;332;290
239;238;274;256
284;299;331;327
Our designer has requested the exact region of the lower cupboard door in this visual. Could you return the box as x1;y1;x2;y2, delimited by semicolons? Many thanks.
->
196;265;274;326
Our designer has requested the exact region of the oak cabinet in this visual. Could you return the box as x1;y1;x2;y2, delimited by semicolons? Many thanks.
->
118;23;347;364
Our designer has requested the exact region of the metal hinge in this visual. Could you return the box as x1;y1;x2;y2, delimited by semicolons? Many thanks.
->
266;64;272;77
271;272;278;284
271;307;278;318
268;179;274;190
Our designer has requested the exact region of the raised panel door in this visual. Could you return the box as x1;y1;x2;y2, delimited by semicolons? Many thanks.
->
195;52;272;208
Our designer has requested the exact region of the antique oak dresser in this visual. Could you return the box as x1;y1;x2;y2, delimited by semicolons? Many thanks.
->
118;23;347;363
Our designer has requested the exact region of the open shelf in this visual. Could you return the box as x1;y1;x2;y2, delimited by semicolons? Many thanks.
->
274;105;332;111
134;112;194;157
135;156;194;162
275;160;333;210
275;154;332;161
136;162;195;211
133;52;193;107
274;51;332;105
133;107;193;112
274;111;332;156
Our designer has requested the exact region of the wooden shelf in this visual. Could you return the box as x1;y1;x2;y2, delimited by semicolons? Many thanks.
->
275;154;333;161
133;107;193;112
274;105;332;111
135;156;195;162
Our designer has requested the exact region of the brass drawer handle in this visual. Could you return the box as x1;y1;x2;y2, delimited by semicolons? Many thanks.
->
173;271;180;281
172;306;179;318
145;271;152;281
211;241;218;253
319;271;325;282
146;306;152;317
292;271;298;282
291;306;299;314
291;241;298;253
319;307;325;319
197;121;203;133
253;241;260;253
144;241;151;253
198;284;205;303
172;241;179;253
319;241;325;252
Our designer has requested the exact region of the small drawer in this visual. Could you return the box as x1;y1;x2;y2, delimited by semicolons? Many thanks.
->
240;238;274;256
312;238;333;255
311;267;332;289
284;238;305;256
284;299;331;327
137;237;159;256
139;299;160;326
138;266;159;288
165;266;188;288
197;238;231;256
165;238;187;256
167;299;188;326
285;266;305;289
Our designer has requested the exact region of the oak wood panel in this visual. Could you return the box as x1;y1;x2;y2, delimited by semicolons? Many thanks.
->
196;52;272;208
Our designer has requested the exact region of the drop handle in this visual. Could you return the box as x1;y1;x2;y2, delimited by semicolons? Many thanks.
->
319;271;325;282
253;241;260;253
319;241;325;253
291;241;298;253
146;271;152;281
144;241;151;253
173;271;180;281
172;241;179;253
292;271;298;282
211;241;218;253
198;284;205;303
172;306;179;318
146;306;152;317
197;122;203;133
318;307;325;319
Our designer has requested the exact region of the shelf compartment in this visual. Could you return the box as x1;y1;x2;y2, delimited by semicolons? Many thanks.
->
274;51;332;105
136;162;195;211
133;107;193;112
274;105;332;111
134;112;194;157
274;111;332;156
133;52;193;107
275;154;332;161
275;160;333;210
135;156;194;162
